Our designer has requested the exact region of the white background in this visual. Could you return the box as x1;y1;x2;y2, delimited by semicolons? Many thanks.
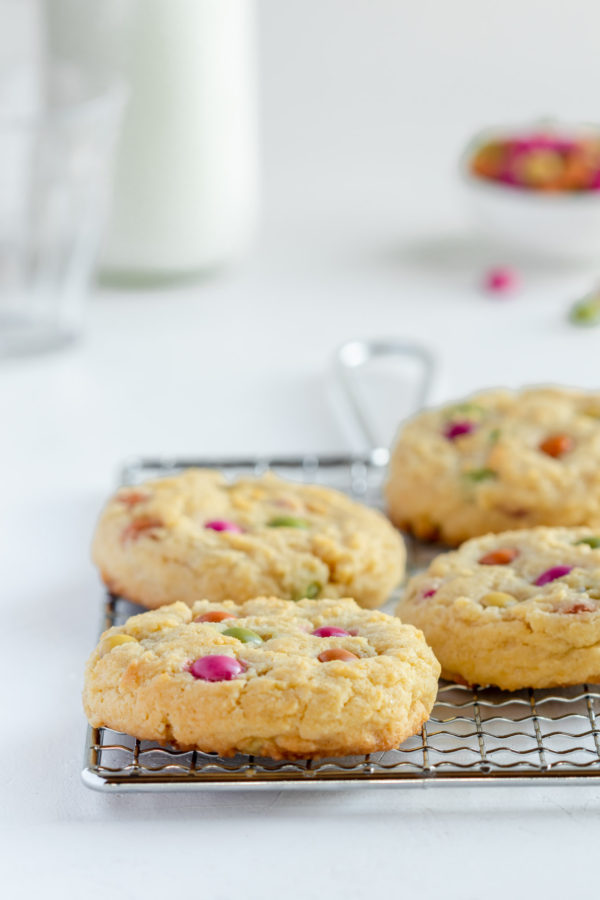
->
3;1;600;897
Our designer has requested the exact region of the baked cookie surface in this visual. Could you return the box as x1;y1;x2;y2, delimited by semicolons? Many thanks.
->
386;387;600;545
397;527;600;690
83;597;440;759
92;470;405;610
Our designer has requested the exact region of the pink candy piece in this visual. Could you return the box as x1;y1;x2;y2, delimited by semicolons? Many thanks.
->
484;267;518;294
189;655;246;681
204;519;243;533
534;565;573;587
444;420;476;440
512;135;575;154
499;170;520;186
311;626;351;638
423;588;437;599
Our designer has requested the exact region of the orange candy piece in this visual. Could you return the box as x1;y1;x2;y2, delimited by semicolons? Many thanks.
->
118;490;149;508
317;648;359;663
121;516;162;543
564;602;594;615
471;142;506;180
559;154;592;190
539;434;574;458
478;547;519;566
194;610;236;623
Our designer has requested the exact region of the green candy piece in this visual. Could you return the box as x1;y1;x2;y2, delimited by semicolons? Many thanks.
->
222;626;263;645
464;467;496;483
570;295;600;326
304;581;321;599
267;516;310;529
488;428;501;444
291;581;322;602
575;536;600;549
447;402;485;421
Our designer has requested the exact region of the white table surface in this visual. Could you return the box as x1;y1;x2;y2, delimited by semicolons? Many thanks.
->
3;202;600;898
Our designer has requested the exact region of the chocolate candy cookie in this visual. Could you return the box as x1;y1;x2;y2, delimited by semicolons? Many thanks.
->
83;597;440;759
397;527;600;690
92;470;405;609
386;387;600;545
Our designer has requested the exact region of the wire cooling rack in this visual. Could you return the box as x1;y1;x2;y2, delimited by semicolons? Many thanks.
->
83;453;600;791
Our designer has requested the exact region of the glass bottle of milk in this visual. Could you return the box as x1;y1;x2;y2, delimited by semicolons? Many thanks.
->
102;0;259;282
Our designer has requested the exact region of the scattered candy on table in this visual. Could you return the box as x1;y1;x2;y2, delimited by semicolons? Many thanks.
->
484;266;519;294
569;293;600;327
470;131;600;192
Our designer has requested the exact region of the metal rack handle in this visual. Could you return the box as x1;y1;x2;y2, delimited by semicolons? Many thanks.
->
334;338;436;464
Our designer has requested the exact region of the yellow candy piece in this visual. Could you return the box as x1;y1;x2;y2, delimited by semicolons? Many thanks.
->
101;633;137;655
517;149;564;188
480;591;517;608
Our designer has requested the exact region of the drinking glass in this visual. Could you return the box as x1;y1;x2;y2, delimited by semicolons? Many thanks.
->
0;0;128;355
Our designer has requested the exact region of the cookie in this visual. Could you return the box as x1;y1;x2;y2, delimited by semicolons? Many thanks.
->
92;470;405;610
386;387;600;545
397;527;600;690
83;597;440;759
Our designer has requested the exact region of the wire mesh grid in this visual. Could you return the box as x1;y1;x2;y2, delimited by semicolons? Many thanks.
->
82;454;600;790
